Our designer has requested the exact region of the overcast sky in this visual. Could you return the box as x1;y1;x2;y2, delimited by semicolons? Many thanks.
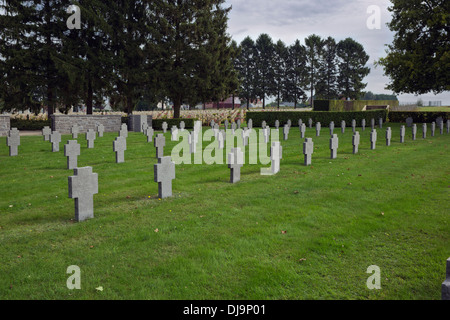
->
224;0;449;105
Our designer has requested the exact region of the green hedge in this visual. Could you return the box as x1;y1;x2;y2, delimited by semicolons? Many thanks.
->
314;100;399;112
152;118;197;130
10;119;51;130
388;111;449;123
246;110;388;127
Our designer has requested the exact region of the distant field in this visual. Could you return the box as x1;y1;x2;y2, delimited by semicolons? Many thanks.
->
417;106;450;112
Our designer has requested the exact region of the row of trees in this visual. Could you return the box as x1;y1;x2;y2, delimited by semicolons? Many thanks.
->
0;0;238;118
235;34;370;109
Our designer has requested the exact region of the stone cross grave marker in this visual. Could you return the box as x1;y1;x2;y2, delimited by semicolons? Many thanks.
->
341;120;346;134
442;258;450;300
189;131;197;154
406;117;413;127
97;124;104;138
64;140;81;170
412;124;417;140
50;131;61;152
298;119;303;128
386;127;392;146
262;141;282;175
330;134;339;159
154;134;165;158
86;129;96;149
316;122;321;137
283;124;289;141
303;138;314;166
422;123;427;139
400;126;406;143
352;131;360;154
162;122;168;133
218;130;225;149
142;123;149;135
352;119;356;133
370;129;377;150
287;119;292;128
224;119;229;129
329;121;335;135
231;122;236;133
248;119;253;129
371;118;375;130
71;124;79;139
379;118;383;129
228;147;244;184
431;122;436;137
113;136;127;163
119;124;128;138
146;127;154;143
171;126;179;142
300;123;306;139
68;167;98;222
263;126;270;143
237;119;241;129
308;118;313;129
154;156;176;199
42;126;51;141
362;119;366;131
262;121;267;129
180;121;185;131
275;120;280;129
210;120;215;129
7;128;20;156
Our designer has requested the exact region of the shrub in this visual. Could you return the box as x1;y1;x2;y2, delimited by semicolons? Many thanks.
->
151;118;197;130
388;111;449;123
10;119;51;130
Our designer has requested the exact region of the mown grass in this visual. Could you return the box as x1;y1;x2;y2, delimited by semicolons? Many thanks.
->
0;123;449;300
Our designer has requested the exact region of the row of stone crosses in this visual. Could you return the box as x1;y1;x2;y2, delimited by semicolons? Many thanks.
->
4;116;449;223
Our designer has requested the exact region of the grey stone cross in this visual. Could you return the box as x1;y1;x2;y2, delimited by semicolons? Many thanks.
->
247;119;253;129
261;121;267;129
86;129;96;149
431;122;436;137
228;147;244;184
370;129;377;150
64;140;81;169
330;134;339;159
42;126;51;141
412;124;417;140
298;119;303;128
113;136;127;163
422;123;427;139
97;124;104;137
154;156;176;199
7;128;20;156
283;124;289;141
386;127;392;146
303;138;314;166
308;118;313;128
154;134;166;158
352;119;356;133
50;131;61;152
68;167;98;222
400;125;406;143
119;124;128;138
145;127;154;143
341;120;346;134
275;120;280;129
300;123;306;139
180;121;185;131
224;119;229;129
329;121;335;135
71;124;79;139
371;118;375;130
362;119;366;131
352;131;360;154
162;122;168;133
379;118;383;129
316;122;321;137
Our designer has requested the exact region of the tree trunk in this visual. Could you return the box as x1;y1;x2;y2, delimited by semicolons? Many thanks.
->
126;95;134;115
87;76;93;115
173;97;181;119
47;87;54;116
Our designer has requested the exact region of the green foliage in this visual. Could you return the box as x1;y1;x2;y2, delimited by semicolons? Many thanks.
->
377;0;450;94
314;100;399;112
388;111;449;123
246;110;388;127
10;119;51;131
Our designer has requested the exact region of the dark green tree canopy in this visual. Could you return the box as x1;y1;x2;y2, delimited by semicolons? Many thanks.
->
378;0;450;94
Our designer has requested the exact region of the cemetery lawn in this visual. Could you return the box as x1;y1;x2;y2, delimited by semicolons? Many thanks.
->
0;123;449;300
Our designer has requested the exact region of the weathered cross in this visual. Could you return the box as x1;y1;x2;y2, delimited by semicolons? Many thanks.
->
97;124;104;137
86;129;96;149
300;123;306;139
275;120;280;129
308;118;313;128
7;128;20;156
422;123;427;139
146;127;154;143
412;124;417;140
68;166;98;222
154;134;166;158
162;122;168;133
303;138;314;166
283;124;289;141
119;124;128;138
352;119;356;133
352;131;360;154
330;134;339;159
71;124;79;139
247;119;253;129
50;131;61;152
42;126;52;141
180;121;185;131
400;125;406;143
379;118;383;129
329;121;335;135
431;122;435;137
361;119;366;131
386;127;392;146
316;122;321;137
64;140;81;169
228;147;244;183
113;136;127;163
154;156;176;198
341;120;346;134
370;129;377;150
171;126;179;141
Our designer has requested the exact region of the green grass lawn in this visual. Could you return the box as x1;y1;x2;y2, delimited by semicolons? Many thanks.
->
0;123;449;300
417;106;450;112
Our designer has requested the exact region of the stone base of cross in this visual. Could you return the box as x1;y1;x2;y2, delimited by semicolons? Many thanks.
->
68;167;98;222
7;128;20;157
228;147;244;183
303;138;314;166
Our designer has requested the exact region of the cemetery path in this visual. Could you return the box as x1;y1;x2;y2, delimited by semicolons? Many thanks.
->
19;130;41;136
